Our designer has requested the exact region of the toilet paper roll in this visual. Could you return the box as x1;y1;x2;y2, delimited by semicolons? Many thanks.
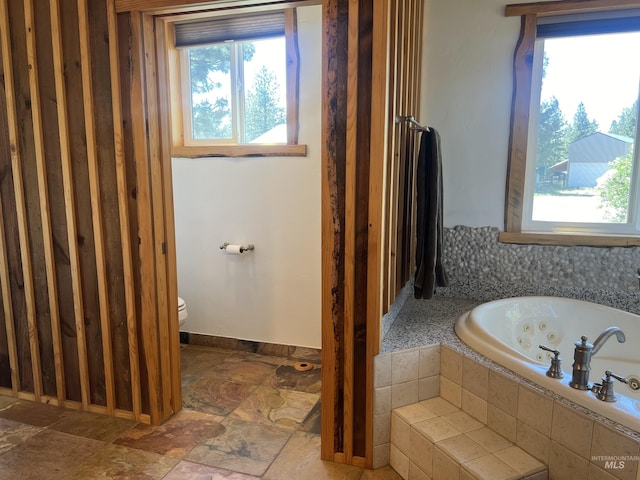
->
225;244;243;255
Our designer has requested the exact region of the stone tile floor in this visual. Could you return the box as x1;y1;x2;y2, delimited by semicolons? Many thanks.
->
0;344;401;479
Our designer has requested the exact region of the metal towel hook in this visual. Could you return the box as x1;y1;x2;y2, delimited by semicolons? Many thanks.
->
395;115;430;132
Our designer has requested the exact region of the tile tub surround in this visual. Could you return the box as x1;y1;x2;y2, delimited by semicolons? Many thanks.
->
373;345;442;468
439;345;640;480
390;397;548;480
379;297;640;479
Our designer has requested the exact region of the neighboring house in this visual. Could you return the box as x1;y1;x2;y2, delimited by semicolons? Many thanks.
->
567;132;633;187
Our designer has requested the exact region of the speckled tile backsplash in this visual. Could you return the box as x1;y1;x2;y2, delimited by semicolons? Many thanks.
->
436;226;640;314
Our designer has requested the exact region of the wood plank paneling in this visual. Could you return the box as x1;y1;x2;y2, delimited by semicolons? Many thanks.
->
154;16;181;416
352;0;373;462
2;0;40;398
51;0;84;408
383;0;398;312
382;0;424;311
0;1;20;395
106;0;142;420
0;0;422;463
24;0;65;403
142;12;172;421
123;10;165;424
60;0;94;406
77;0;110;409
0;0;180;425
0;198;17;391
319;0;422;467
87;0;128;413
117;11;153;420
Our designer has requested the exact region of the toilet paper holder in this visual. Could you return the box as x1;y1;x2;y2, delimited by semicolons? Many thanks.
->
219;242;255;253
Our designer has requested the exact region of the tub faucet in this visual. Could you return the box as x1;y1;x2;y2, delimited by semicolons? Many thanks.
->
570;327;626;390
592;327;626;355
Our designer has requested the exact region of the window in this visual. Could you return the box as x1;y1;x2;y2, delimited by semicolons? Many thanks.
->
181;38;287;144
166;9;306;157
503;2;640;246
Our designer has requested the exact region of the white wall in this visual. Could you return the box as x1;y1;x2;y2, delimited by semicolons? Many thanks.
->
422;0;541;228
172;5;322;348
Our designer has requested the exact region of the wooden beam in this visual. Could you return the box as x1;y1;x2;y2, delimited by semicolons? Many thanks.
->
506;0;640;17
23;0;66;405
106;0;143;420
0;3;18;395
382;0;398;313
77;0;115;412
285;8;300;145
0;0;42;400
342;0;358;463
50;0;86;410
127;10;163;424
321;0;343;461
170;145;307;158
115;0;319;14
499;232;640;247
410;0;424;276
505;14;536;233
394;0;408;297
0;199;19;394
366;0;390;466
154;16;182;415
142;12;173;422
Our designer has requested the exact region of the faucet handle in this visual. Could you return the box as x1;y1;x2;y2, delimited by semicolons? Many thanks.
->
539;344;560;358
605;370;628;384
539;345;563;379
592;370;628;402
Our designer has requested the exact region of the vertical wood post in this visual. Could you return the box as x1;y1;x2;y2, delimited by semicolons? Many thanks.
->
106;0;143;420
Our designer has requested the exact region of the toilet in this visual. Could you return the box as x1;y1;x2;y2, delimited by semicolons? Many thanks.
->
178;297;188;327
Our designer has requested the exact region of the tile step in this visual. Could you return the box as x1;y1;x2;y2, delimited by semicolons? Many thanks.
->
390;396;548;480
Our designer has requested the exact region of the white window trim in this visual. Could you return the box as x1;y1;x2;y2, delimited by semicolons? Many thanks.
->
180;44;245;146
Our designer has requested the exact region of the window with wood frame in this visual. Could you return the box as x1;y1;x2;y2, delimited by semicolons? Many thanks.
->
502;1;640;247
166;8;306;158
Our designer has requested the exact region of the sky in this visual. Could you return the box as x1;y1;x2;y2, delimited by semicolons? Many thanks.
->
244;37;286;106
541;31;640;131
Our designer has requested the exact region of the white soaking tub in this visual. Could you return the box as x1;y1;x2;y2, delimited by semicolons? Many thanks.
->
455;296;640;432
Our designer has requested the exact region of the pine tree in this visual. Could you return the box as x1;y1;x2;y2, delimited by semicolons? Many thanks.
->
609;99;638;138
568;102;599;143
188;44;256;139
244;66;286;142
536;96;568;169
192;98;231;139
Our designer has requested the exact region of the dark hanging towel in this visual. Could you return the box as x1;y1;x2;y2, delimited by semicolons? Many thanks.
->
414;128;448;299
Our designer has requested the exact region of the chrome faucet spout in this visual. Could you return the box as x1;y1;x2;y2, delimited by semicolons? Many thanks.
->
592;327;626;355
570;327;626;390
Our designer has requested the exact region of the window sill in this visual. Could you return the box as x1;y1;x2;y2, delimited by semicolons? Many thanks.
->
171;144;307;158
499;231;640;247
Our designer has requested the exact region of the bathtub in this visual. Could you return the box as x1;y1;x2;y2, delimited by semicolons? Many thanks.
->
454;296;640;433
